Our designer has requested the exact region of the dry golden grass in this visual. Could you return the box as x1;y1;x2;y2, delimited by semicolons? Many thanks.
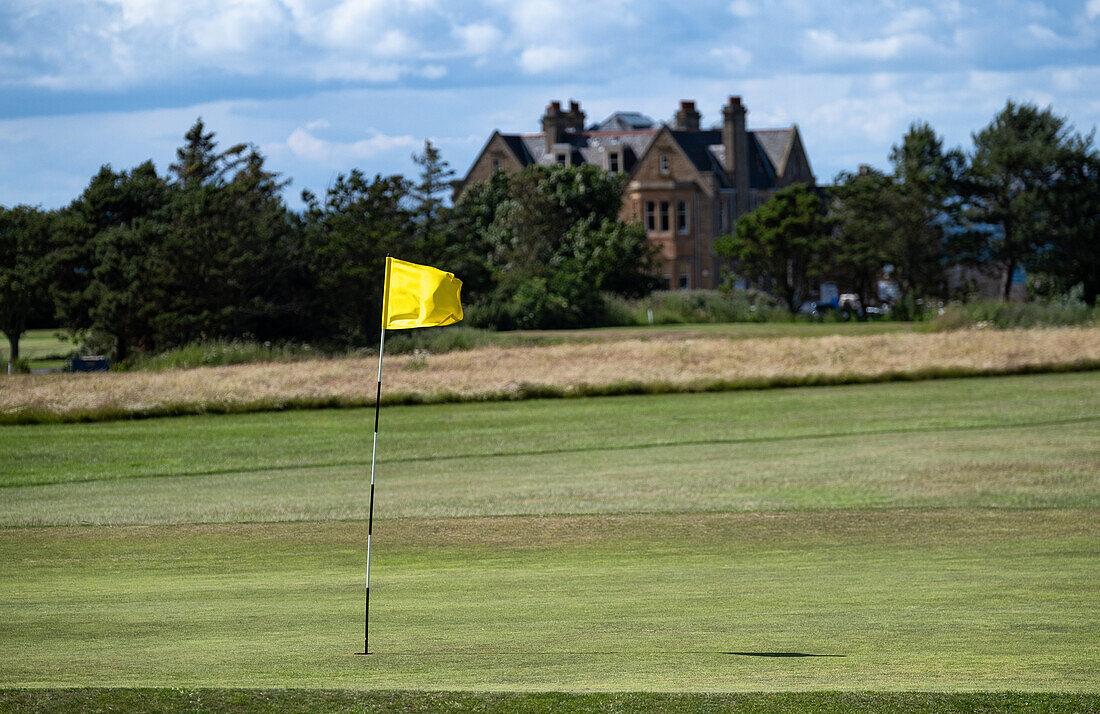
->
3;327;1099;422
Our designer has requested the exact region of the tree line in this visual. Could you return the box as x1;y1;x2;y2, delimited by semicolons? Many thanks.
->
720;101;1100;315
0;120;656;362
2;100;1098;363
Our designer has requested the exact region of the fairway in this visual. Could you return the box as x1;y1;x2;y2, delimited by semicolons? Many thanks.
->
1;373;1098;696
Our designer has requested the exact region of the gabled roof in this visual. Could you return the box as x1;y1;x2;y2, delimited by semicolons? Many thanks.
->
752;129;794;178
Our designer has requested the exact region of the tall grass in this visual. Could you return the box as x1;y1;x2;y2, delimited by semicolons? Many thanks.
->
605;289;791;325
930;297;1098;331
125;340;323;371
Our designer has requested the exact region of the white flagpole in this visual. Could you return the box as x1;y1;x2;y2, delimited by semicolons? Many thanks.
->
363;325;384;655
362;256;391;655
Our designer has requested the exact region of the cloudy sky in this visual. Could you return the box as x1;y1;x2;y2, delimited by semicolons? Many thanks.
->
2;0;1099;210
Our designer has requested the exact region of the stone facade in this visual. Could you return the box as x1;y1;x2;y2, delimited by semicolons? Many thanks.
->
454;97;816;289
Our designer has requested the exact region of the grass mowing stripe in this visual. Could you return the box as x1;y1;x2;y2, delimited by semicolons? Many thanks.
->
1;689;1097;713
4;372;1099;490
5;412;1098;491
3;420;1097;526
2;511;1097;690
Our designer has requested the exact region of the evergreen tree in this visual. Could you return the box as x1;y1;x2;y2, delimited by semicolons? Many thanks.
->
0;205;55;365
410;140;455;256
830;168;896;313
965;101;1080;300
888;122;964;303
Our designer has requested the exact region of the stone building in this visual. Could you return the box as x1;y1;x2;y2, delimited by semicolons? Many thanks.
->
454;97;816;289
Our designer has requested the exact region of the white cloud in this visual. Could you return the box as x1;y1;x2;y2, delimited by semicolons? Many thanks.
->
454;22;504;55
1089;0;1100;19
520;45;590;74
804;29;937;61
285;126;420;166
709;46;752;70
727;0;757;19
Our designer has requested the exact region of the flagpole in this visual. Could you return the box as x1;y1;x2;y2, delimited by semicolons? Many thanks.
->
362;257;391;656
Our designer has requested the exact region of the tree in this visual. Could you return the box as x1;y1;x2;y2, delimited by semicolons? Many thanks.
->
965;102;1081;300
468;164;657;329
53;161;171;360
1031;147;1100;303
888;122;964;302
157;139;308;346
0;206;54;365
301;170;416;342
830;168;896;312
410;140;455;256
716;183;832;313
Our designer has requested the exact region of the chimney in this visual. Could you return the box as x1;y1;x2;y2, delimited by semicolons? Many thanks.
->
674;100;701;131
542;101;566;152
565;100;586;133
722;96;751;217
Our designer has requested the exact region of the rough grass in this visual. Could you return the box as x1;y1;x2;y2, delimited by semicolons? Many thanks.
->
2;327;1098;425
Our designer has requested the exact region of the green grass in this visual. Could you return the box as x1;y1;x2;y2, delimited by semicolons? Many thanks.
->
3;510;1097;690
2;690;1096;713
0;328;75;367
1;374;1097;702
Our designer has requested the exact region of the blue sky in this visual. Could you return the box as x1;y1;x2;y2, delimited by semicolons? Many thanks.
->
2;0;1099;210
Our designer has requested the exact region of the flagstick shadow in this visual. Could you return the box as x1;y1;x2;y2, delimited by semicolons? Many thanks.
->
350;651;846;657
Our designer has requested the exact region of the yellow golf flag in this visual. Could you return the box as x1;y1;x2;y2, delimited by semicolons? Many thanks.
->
382;257;463;329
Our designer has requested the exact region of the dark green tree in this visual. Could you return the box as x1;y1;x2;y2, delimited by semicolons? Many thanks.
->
0;205;55;364
410;140;455;256
830;168;896;312
470;164;656;329
888;122;964;302
301;170;415;342
1031;147;1100;303
158;139;307;345
965;102;1082;300
716;183;832;313
53;161;171;360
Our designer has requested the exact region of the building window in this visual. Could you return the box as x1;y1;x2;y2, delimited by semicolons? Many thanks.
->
608;152;620;173
491;158;501;171
661;275;671;290
659;155;669;174
659;201;670;232
679;273;689;290
677;201;688;234
719;198;728;232
644;201;656;232
556;153;567;165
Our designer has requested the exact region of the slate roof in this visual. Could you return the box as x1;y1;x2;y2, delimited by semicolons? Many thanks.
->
486;117;797;191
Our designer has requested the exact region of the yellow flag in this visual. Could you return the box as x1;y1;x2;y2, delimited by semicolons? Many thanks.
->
382;257;463;330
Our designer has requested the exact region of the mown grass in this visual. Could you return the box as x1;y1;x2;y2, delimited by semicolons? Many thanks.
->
2;374;1097;526
3;689;1096;713
3;510;1097;690
1;374;1097;701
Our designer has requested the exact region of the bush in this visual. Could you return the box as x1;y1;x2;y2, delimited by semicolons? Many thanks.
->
929;291;1098;331
125;340;321;371
605;290;788;325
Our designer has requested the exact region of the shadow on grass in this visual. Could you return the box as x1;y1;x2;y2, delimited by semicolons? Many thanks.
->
725;652;846;657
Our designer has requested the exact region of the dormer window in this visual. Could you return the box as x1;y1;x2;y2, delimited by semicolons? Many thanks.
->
659;155;670;174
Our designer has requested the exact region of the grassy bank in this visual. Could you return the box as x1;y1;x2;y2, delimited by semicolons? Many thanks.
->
2;327;1097;425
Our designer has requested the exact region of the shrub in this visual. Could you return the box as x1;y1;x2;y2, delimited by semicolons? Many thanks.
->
929;292;1098;331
